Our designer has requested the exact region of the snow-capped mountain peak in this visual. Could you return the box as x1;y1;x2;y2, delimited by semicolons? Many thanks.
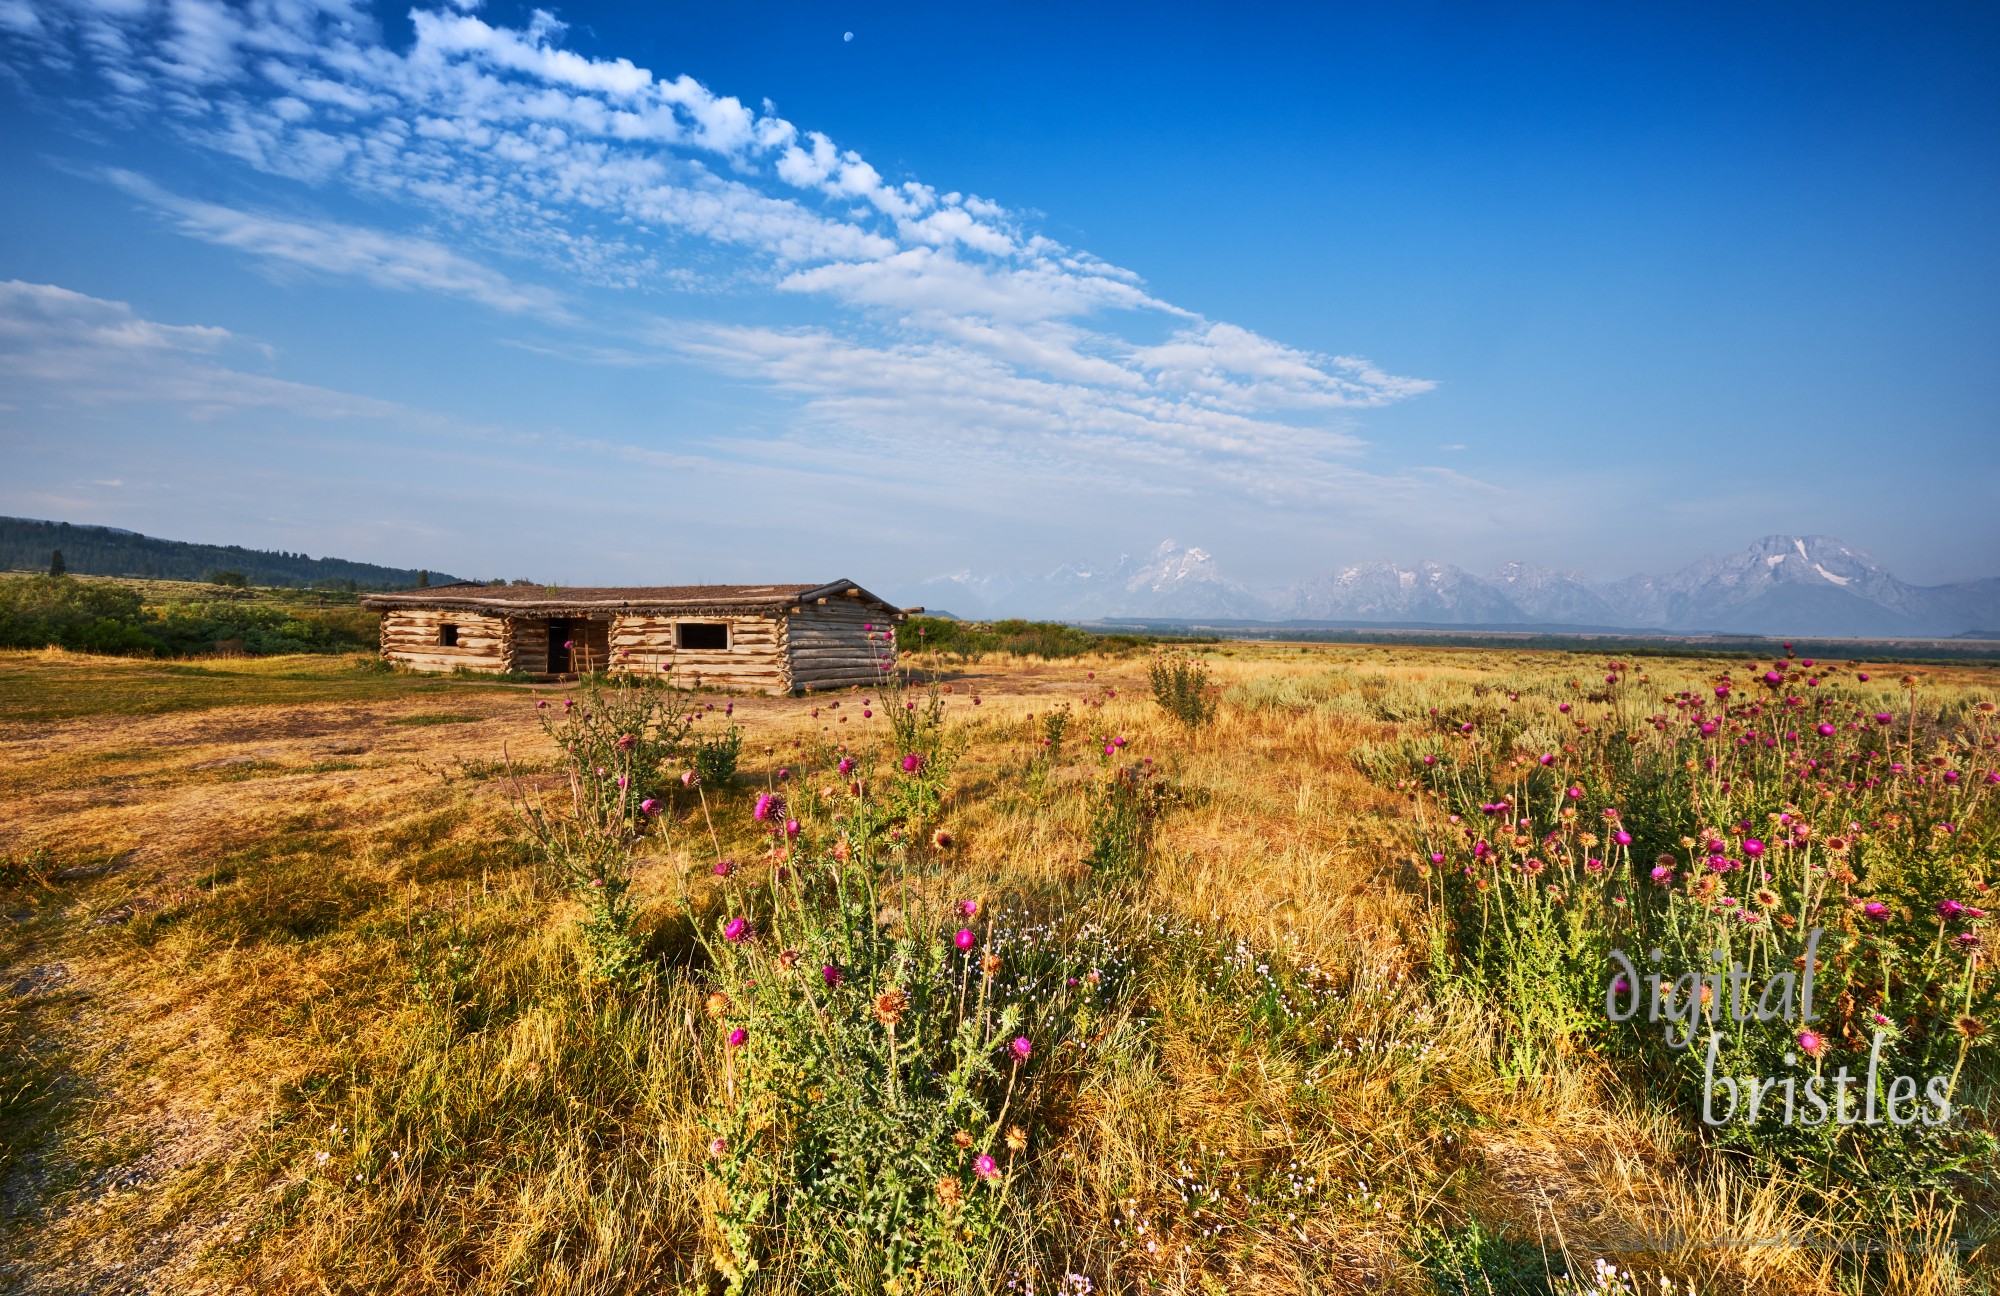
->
909;534;2000;636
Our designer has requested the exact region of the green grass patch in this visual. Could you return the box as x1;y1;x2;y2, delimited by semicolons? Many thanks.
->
0;652;524;723
904;615;1216;659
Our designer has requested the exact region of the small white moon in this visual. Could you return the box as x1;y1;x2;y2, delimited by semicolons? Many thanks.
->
843;31;853;41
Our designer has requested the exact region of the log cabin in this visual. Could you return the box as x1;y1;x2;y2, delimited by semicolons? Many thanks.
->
358;580;915;693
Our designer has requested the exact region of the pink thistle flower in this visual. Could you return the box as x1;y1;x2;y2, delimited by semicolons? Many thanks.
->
1875;713;1894;725
1939;900;1966;918
1817;723;1836;737
1863;901;1888;919
1614;830;1632;846
709;1137;728;1158
1742;839;1765;858
1010;1037;1032;1062
784;818;800;837
955;928;976;951
724;917;750;944
1798;1030;1825;1059
837;757;855;774
714;858;735;877
639;798;660;816
901;753;922;773
754;793;778;821
1650;865;1675;885
822;964;843;987
727;1028;746;1048
958;899;979;918
974;1154;999;1182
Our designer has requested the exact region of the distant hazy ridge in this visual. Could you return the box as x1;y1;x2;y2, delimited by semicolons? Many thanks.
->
0;517;456;590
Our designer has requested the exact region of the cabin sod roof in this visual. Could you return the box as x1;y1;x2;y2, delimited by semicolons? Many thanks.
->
359;579;908;617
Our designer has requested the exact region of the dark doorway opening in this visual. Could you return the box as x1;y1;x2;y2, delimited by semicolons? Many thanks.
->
548;618;573;674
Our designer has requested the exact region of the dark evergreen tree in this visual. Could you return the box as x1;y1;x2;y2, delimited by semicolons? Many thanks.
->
48;549;65;576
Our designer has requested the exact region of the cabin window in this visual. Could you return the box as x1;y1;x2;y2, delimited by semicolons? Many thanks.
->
439;623;459;647
677;622;729;650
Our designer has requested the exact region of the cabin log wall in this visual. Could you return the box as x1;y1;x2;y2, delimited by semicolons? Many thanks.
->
607;614;789;693
507;618;548;675
380;609;513;673
786;599;895;691
368;583;904;690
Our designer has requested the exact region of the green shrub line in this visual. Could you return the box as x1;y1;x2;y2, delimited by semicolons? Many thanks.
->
0;573;378;657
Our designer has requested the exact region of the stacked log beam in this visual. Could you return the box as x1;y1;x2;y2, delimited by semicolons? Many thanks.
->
786;598;896;691
608;615;789;693
379;610;512;673
506;617;549;675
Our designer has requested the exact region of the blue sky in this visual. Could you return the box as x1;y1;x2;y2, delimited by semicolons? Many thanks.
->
1;0;1996;591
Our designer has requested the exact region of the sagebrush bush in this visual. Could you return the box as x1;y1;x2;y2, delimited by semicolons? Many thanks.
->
695;722;744;786
511;674;698;981
1148;651;1218;729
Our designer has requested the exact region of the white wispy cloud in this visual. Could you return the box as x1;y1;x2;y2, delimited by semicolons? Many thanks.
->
105;170;568;317
7;0;1443;505
0;278;408;419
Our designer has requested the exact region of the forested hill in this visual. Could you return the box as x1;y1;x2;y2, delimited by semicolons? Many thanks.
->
0;517;458;589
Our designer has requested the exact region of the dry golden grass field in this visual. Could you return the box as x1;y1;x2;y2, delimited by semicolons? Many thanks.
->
0;643;1993;1295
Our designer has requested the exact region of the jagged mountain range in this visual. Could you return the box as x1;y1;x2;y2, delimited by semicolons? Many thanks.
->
911;536;2000;638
